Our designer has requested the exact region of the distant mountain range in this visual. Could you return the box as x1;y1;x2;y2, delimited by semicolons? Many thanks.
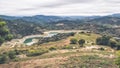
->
0;13;120;38
0;15;101;23
0;13;120;23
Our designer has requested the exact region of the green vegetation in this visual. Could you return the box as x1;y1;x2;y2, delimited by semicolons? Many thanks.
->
78;39;85;47
96;35;111;45
0;32;119;68
59;55;117;68
96;35;120;50
70;33;100;46
115;51;120;67
26;49;48;57
0;50;18;64
0;21;13;45
70;38;77;44
49;47;57;51
0;14;120;68
62;45;73;49
38;33;75;44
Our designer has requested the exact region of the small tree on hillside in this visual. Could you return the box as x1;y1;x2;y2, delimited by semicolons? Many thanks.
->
70;38;77;44
96;35;111;45
109;40;117;48
78;39;85;47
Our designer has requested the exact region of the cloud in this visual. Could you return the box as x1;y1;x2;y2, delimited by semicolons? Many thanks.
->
0;0;120;16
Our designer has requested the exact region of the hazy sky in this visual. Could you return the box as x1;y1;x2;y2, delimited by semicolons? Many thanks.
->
0;0;120;16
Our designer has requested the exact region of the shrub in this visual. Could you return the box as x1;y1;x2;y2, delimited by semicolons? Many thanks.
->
78;39;85;47
8;51;16;59
62;45;73;49
79;31;85;34
115;51;120;67
98;47;105;51
69;32;76;36
96;35;111;45
26;49;48;57
0;54;9;64
49;47;57;51
70;38;77;44
109;40;117;48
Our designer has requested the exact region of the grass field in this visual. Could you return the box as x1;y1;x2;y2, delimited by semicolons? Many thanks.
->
71;33;101;45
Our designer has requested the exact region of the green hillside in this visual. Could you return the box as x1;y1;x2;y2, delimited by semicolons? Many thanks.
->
0;21;13;45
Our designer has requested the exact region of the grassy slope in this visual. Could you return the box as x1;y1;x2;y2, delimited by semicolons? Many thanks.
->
0;33;118;68
72;33;101;45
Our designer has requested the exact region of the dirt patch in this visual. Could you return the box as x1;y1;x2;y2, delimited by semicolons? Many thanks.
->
0;57;68;68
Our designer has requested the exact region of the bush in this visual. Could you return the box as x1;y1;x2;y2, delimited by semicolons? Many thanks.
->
70;38;77;44
26;49;48;57
109;40;117;48
0;37;4;44
79;31;85;34
69;32;76;36
98;47;105;51
78;39;85;47
8;51;16;59
5;34;13;41
62;45;73;49
49;47;57;51
96;35;111;45
0;54;9;64
115;51;120;67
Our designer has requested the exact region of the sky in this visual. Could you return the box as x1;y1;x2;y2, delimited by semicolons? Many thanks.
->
0;0;120;16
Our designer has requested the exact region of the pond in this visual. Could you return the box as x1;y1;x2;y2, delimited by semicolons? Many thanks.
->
23;32;58;45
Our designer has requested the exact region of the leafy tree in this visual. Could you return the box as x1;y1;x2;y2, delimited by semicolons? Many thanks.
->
0;21;6;27
78;39;85;47
69;32;76;36
96;35;111;45
0;21;13;45
109;40;117;48
70;38;77;44
0;37;4;44
5;34;13;41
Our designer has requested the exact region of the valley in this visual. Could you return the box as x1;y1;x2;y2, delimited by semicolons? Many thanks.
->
0;14;120;68
0;0;120;68
0;32;118;68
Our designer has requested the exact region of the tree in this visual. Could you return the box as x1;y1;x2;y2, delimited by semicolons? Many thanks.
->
96;35;111;45
0;21;6;27
0;37;4;44
0;21;13;45
5;34;13;41
78;39;85;47
69;32;75;36
109;40;117;48
70;38;77;44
